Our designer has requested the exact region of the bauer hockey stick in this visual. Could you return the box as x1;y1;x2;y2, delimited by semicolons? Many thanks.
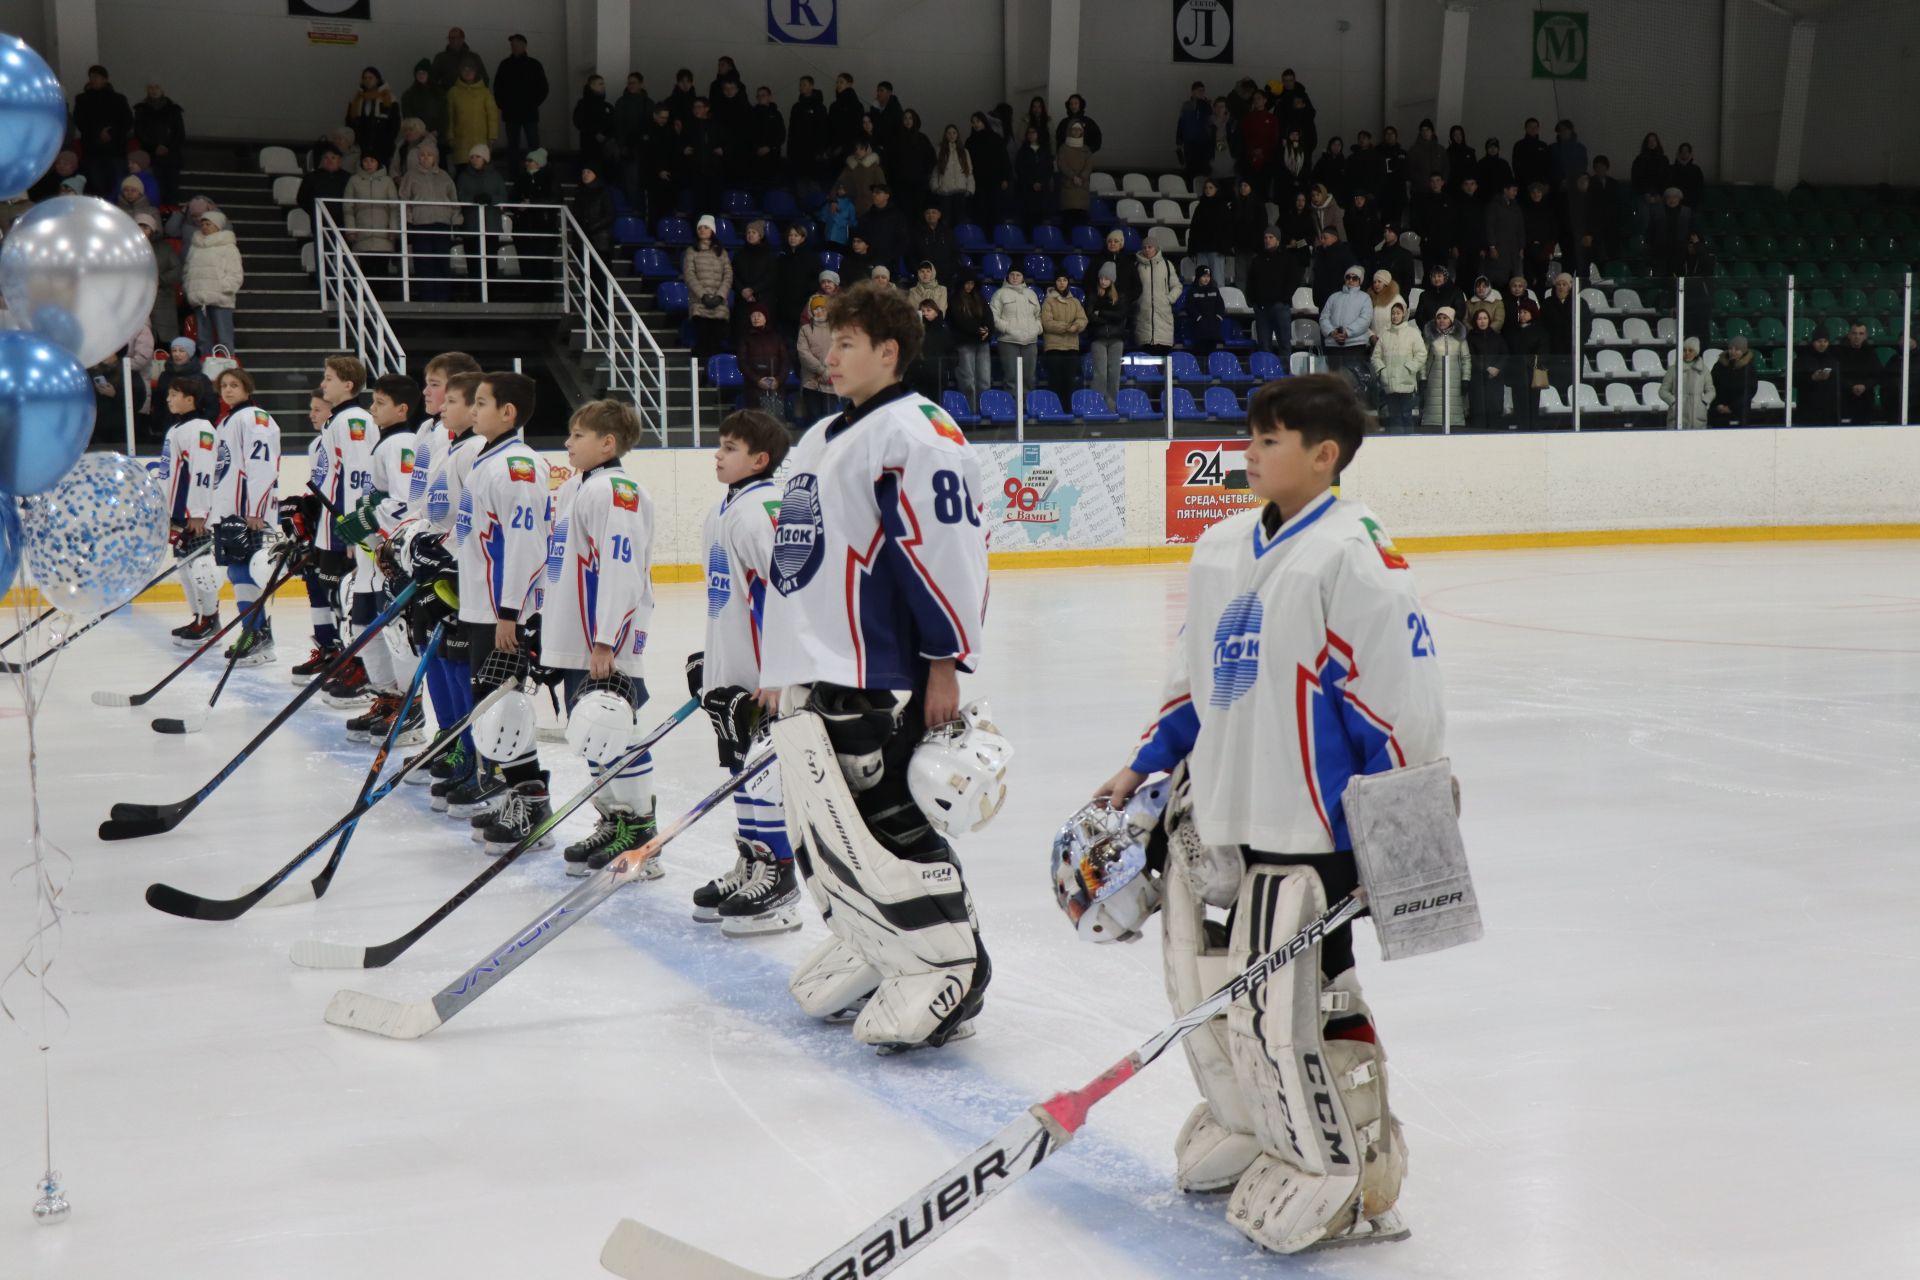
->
149;545;308;731
142;625;481;921
599;889;1372;1280
97;581;422;841
2;545;212;676
322;742;768;1039
292;697;702;973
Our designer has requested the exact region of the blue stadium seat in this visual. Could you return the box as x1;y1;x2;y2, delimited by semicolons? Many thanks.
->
609;188;631;214
1171;351;1207;384
1219;316;1253;350
942;390;981;426
1208;350;1254;384
634;247;676;279
1031;224;1068;253
994;223;1035;252
1061;253;1089;282
1088;198;1119;225
1026;390;1074;424
1069;225;1104;253
1122;352;1164;383
1248;350;1287;381
1022;253;1054;282
979;389;1018;423
655;217;694;248
763;189;801;220
713;216;743;247
707;355;742;387
722;190;757;218
1203;386;1242;419
1167;387;1202;419
1116;388;1156;421
819;250;842;272
1119;225;1143;252
954;222;988;251
656;281;690;316
613;216;648;247
979;252;1012;281
1071;389;1119;422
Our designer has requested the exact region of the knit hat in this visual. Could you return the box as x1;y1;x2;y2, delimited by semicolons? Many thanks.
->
1371;268;1391;285
818;269;841;285
133;210;160;232
808;293;829;313
1435;306;1456;322
696;214;717;234
200;210;230;232
1098;263;1117;283
1344;266;1364;281
59;176;85;193
1515;299;1539;320
120;175;145;195
170;337;196;354
525;148;548;169
414;58;432;75
468;143;490;162
1106;229;1125;246
1265;225;1282;239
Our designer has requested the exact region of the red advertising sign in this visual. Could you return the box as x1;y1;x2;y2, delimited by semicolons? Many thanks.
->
1164;441;1262;543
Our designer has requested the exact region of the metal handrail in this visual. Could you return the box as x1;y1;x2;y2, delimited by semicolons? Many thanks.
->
556;207;669;445
313;199;408;376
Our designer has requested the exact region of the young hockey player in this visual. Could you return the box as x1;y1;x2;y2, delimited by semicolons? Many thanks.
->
1094;374;1446;1255
750;280;995;1052
282;389;337;681
685;409;801;936
159;375;221;644
335;374;421;744
541;399;660;870
307;356;379;698
444;371;553;839
211;368;283;667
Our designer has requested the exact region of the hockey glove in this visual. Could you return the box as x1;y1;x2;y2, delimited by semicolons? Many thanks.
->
278;494;320;543
701;685;759;769
309;546;351;588
406;532;458;590
212;515;256;566
333;490;387;548
684;651;705;700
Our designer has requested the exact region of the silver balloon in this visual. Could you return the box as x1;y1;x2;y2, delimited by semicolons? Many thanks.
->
19;451;169;617
0;196;157;367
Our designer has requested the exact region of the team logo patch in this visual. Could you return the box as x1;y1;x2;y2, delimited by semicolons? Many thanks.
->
507;458;537;484
348;421;366;442
706;543;732;618
1210;591;1264;708
610;476;640;512
545;519;569;584
918;403;968;447
549;465;572;491
761;497;781;524
1361;516;1408;570
771;473;826;596
197;430;215;450
214;440;232;484
454;488;473;546
427;477;450;525
399;448;415;474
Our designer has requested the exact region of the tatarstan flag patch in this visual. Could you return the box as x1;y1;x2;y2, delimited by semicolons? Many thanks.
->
399;448;415;473
762;498;780;524
507;458;537;483
610;476;639;511
918;403;968;446
197;431;214;450
348;420;367;441
1361;516;1408;570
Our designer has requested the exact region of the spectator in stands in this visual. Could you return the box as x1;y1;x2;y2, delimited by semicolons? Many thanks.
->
1511;118;1551;191
1407;120;1448;198
732;220;779;335
27;150;81;201
665;69;697;125
909;207;957;283
1836;322;1882;423
1239;91;1280;199
1013;127;1054;223
1041;272;1088;396
1521;182;1557;290
1475;139;1512;202
1371;300;1425;432
1308;183;1344;241
840;232;875;286
711;57;744;105
1676;231;1714;343
684;215;734;359
133;83;186;203
184;210;242;356
572;163;616;263
1345;188;1383;256
572;75;615;174
1277;128;1310;204
907;262;948;316
1464;275;1504;331
889;109;933;208
714;80;754;180
1246;228;1295;355
154;338;214;428
1587;156;1625;262
399;64;446;158
494;35;549;158
1134;239;1183;356
456;144;507;290
1506;298;1547;428
1662;337;1712;428
1414;263;1464;331
788;77;830;188
1669;143;1704;205
344;152;400;267
1176;82;1214;184
74;66;133;199
1648;187;1693;274
1206;98;1239;184
1796;329;1842;422
446;63;500;163
1465;308;1506;429
1368;269;1403;338
966;112;1011;223
1452;175;1486;269
297;148;349;222
1539;272;1579;389
828;73;865;153
685;98;728;213
1056;121;1094;223
136;212;181;350
861;81;902;157
1310;227;1360;307
642;103;681;219
1710;336;1758;427
1274;70;1316;152
1484;183;1525;288
391;117;434;184
1278;188;1314;259
1372;224;1416;299
1085;266;1129;409
949;273;993;409
1422;307;1468;429
1345;132;1384;210
1445;126;1475;195
1021;97;1053;158
795;294;834;418
308;126;360;174
399;141;459;300
432;28;483;90
1561;172;1595;282
738;304;792;416
1233;178;1273;289
1631;133;1669;215
1085;228;1140;309
115;175;154;224
1375;125;1410;224
1224;77;1258;122
840;139;886;215
1055;95;1101;153
992;267;1042;389
612;74;653;203
1184;178;1232;284
911;297;956;406
931;125;975;220
125;152;159;210
1549;120;1587;187
1185;264;1225;359
776;223;824;331
1320;265;1372;376
859;185;907;271
347;68;399;169
508;149;558;285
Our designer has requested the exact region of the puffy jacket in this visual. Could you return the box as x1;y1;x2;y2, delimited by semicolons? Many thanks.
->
683;246;734;319
1318;285;1372;349
1055;144;1093;213
1134;252;1183;347
1039;290;1088;352
840;152;886;215
1370;315;1428;393
184;218;244;309
1662;356;1712;428
1463;291;1505;332
455;164;507;232
344;168;399;243
796;317;833;391
445;80;500;158
1086;287;1131;341
906;281;948;315
930;146;974;196
990;283;1042;345
1422;325;1469;424
398;165;460;225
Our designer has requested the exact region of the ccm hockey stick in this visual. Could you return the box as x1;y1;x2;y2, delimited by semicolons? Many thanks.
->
150;545;307;731
322;742;768;1038
293;697;701;973
2;545;211;676
97;581;421;841
143;625;477;921
598;890;1371;1280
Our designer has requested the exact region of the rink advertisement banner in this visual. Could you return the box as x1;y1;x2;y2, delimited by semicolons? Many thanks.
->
970;443;1129;549
1532;11;1588;79
1173;0;1234;63
768;0;838;45
1165;441;1260;542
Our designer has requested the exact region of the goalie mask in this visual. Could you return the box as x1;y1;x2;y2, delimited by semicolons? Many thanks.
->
1051;781;1169;943
906;700;1014;836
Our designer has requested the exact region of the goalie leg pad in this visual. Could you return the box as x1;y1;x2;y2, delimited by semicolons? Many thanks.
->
1223;865;1406;1254
1161;851;1260;1192
789;935;881;1020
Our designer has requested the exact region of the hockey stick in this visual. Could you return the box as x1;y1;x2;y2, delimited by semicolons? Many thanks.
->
2;545;211;676
143;624;469;921
0;603;58;654
97;581;421;842
321;742;767;1038
598;889;1371;1280
292;696;703;972
146;544;307;730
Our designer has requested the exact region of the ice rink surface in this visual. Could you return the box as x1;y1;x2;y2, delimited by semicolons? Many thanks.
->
2;540;1917;1279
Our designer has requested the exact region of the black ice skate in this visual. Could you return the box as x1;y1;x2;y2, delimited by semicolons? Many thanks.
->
564;808;655;878
691;838;754;921
717;845;802;937
481;780;554;856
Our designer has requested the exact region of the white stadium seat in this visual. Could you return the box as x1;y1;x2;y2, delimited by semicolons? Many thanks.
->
1157;174;1192;200
1146;225;1184;254
1631;348;1665;378
1604;381;1641;411
286;208;312;240
1622;318;1657;344
1220;285;1251;316
1089;172;1117;195
271;176;301;207
1115;197;1149;224
1292;286;1315;311
1152;198;1190;228
258;145;300;175
1753;380;1784;409
1582;288;1615;315
1589;317;1622;345
1593;349;1629;378
1121;172;1154;197
1614;288;1650;314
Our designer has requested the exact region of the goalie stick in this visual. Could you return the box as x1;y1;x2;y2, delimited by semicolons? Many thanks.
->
2;545;211;676
143;625;475;921
321;743;770;1038
293;697;703;973
97;581;421;842
597;891;1371;1280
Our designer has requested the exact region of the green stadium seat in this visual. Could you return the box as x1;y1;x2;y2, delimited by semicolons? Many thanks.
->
1744;287;1776;313
1724;317;1754;340
1793;315;1816;343
1875;344;1895;365
1748;234;1779;258
1809;235;1838;258
1825;261;1854;285
1862;316;1888;342
1739;209;1772;232
1727;260;1758;279
1826;212;1858;236
1705;209;1737;234
1837;235;1868;261
1758;259;1788;280
1753;317;1786;344
1766;208;1798;234
1723;234;1751;259
1712;287;1742;311
1856;210;1889;234
1871;287;1902;314
1807;288;1838;314
1778;234;1809;258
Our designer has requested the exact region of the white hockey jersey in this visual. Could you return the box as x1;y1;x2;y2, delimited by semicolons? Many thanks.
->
209;403;281;524
1129;494;1447;854
700;476;780;693
160;416;218;522
314;401;379;551
351;429;417;591
409;415;452;528
760;386;990;691
455;430;552;624
541;460;655;675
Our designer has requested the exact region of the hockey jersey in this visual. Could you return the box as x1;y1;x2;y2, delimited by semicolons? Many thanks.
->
760;385;990;691
541;459;655;675
210;403;281;524
1129;494;1447;854
351;428;417;591
160;416;218;522
315;401;379;551
455;430;552;624
700;476;780;693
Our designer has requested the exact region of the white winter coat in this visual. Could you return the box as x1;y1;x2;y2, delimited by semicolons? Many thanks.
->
1370;314;1428;393
990;283;1042;345
1134;252;1184;347
1661;355;1712;428
184;226;244;309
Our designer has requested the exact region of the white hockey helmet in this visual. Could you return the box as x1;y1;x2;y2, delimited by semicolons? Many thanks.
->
907;700;1014;836
473;684;537;762
566;678;637;765
1051;785;1168;944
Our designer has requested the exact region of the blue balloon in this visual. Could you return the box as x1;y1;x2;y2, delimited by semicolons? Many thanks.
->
0;330;95;496
0;37;65;199
19;452;168;617
0;497;19;595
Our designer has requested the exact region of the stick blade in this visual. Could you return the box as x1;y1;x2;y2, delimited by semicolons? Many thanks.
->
288;938;369;970
255;880;317;910
91;690;134;707
144;881;251;921
151;714;202;735
600;1219;782;1280
324;989;443;1040
99;812;177;842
